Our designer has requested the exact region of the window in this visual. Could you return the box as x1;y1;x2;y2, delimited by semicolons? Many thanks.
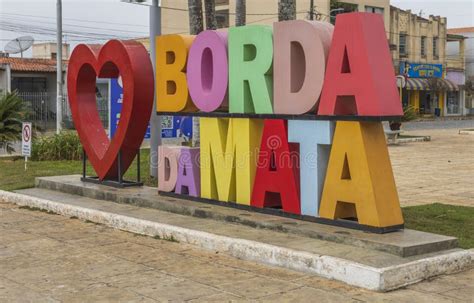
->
215;0;228;5
365;6;384;16
330;2;358;25
216;9;229;28
421;36;426;57
433;38;439;58
12;77;47;92
447;91;460;114
399;34;407;56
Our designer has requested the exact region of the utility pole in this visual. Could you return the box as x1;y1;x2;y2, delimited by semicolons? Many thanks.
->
309;0;315;20
150;0;162;178
56;0;63;134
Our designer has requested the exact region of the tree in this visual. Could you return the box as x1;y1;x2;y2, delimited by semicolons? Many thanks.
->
204;0;218;30
0;92;30;154
278;0;296;21
236;0;246;26
188;0;204;35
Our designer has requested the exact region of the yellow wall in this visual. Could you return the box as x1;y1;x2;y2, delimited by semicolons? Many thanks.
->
389;7;447;71
438;92;444;113
409;91;419;113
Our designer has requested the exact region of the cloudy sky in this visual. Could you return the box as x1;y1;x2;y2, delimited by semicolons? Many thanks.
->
0;0;473;57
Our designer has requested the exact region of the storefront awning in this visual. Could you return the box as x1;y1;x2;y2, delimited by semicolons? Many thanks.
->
405;78;459;91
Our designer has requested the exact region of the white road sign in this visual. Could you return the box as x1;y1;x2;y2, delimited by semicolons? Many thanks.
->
22;122;32;157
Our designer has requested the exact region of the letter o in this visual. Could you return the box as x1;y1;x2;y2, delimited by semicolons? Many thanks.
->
187;30;228;112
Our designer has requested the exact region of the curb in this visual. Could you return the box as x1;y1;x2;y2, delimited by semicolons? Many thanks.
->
1;190;472;292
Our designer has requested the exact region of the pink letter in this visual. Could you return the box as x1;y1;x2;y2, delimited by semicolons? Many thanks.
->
273;20;333;114
158;146;181;192
187;30;228;112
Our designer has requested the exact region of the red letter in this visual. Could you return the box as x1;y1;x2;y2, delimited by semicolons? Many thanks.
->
318;13;402;117
251;120;300;215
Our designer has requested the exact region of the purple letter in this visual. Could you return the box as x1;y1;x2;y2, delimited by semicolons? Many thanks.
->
175;147;201;197
187;30;228;112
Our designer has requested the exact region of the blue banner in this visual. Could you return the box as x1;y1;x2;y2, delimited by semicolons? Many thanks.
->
109;78;191;140
109;78;150;139
400;62;443;78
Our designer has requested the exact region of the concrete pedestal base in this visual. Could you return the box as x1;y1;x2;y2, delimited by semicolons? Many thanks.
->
0;175;471;291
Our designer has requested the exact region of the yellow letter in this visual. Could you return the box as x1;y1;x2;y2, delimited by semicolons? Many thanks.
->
200;118;263;205
319;121;403;228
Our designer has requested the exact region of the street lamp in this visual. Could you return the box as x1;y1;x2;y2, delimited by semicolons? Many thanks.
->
122;0;162;179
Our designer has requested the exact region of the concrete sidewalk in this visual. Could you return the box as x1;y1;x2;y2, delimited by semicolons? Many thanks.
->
390;128;474;207
1;201;473;302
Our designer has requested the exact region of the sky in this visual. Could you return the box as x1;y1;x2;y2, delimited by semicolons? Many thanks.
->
0;0;473;58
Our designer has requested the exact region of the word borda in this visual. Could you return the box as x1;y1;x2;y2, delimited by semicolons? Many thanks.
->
156;13;401;117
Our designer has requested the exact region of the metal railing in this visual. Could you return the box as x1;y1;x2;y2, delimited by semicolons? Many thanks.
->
16;92;109;131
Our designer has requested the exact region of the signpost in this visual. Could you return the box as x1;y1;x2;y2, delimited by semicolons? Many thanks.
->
21;122;32;171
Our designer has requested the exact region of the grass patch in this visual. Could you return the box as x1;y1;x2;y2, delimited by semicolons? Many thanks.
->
403;203;474;249
0;149;157;191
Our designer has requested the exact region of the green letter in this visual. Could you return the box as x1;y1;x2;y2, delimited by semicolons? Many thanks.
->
229;25;273;114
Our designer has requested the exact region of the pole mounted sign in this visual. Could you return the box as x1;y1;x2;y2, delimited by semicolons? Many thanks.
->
68;12;403;232
21;122;32;170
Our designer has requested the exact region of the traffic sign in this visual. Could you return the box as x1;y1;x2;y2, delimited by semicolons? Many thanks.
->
22;122;32;157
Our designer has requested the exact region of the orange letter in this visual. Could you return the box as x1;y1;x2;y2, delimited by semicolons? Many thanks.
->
156;35;196;112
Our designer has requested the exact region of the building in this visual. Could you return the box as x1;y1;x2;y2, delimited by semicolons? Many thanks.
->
159;0;331;35
330;0;390;35
0;55;67;129
388;6;465;116
448;27;474;115
32;42;70;60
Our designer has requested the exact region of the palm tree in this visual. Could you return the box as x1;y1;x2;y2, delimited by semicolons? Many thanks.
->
0;91;30;154
188;0;204;35
204;0;217;30
278;0;296;21
236;0;246;26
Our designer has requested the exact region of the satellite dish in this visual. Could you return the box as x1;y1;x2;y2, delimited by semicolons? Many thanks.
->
4;36;35;58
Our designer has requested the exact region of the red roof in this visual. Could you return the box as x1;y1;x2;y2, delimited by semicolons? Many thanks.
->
448;27;474;34
0;57;67;73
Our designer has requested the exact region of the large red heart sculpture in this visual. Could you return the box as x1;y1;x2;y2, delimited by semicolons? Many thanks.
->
67;40;154;180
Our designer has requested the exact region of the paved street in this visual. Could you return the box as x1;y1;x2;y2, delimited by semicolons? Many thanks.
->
390;126;474;207
1;201;473;302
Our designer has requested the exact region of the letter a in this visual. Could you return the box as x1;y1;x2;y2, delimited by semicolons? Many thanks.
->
251;120;300;215
319;121;403;228
318;13;402;116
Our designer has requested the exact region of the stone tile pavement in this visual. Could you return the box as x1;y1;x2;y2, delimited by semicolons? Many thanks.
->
390;128;474;207
1;201;473;302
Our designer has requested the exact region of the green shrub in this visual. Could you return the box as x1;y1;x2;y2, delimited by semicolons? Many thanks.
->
0;91;31;154
31;131;82;161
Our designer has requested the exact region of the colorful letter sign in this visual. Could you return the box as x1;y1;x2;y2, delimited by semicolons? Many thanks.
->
69;13;405;232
